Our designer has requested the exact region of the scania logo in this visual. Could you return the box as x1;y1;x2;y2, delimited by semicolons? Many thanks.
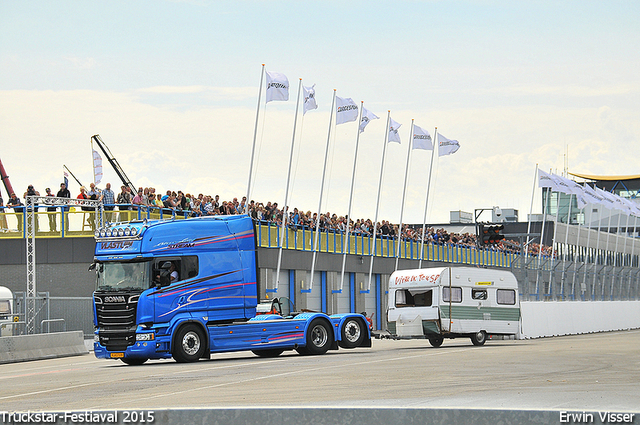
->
103;296;126;303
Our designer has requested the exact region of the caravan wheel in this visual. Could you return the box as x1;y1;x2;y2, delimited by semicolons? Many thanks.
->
428;337;444;348
470;330;487;346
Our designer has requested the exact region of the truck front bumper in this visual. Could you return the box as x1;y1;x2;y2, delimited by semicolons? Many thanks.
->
94;331;172;361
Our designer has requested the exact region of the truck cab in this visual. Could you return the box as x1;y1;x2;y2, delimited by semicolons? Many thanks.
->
92;215;371;365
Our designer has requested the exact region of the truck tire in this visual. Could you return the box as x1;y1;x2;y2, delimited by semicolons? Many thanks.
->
303;318;332;355
339;318;365;349
251;348;284;358
173;324;206;363
121;358;148;366
470;330;487;346
428;337;444;348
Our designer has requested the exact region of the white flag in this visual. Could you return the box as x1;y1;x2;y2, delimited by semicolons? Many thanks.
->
595;187;616;210
583;184;605;206
412;125;433;150
538;170;560;190
265;71;289;103
303;84;317;114
388;118;402;143
336;96;358;125
92;150;103;185
359;107;379;133
437;133;460;156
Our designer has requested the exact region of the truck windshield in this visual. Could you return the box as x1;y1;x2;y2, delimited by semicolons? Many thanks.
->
96;261;150;292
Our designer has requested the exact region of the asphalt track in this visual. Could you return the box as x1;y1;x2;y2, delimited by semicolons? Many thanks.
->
0;330;639;413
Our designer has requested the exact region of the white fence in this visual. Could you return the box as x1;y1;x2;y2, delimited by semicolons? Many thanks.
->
520;300;640;338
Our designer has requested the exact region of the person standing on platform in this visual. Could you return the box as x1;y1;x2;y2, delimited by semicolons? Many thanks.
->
57;182;71;232
45;188;57;232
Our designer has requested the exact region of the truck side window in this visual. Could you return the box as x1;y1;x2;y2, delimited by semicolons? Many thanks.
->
472;289;487;300
497;289;516;305
153;256;199;286
442;287;462;303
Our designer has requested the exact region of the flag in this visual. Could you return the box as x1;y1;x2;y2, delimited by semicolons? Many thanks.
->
538;170;559;190
412;125;433;150
437;133;460;156
359;107;379;133
63;169;69;188
303;84;317;114
92;150;103;185
583;184;605;206
265;71;289;103
388;118;402;143
595;187;616;210
336;96;358;125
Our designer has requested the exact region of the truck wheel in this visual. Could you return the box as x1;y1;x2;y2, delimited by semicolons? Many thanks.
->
339;318;365;349
428;337;444;348
121;358;148;366
251;348;284;358
304;319;332;355
470;330;487;346
174;324;206;363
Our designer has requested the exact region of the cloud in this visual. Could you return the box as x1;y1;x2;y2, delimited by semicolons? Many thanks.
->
64;56;97;70
1;88;639;226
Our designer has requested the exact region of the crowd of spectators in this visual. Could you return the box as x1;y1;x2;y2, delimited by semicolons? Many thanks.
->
1;182;554;257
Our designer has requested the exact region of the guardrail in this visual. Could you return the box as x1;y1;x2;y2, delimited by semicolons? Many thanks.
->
1;205;539;268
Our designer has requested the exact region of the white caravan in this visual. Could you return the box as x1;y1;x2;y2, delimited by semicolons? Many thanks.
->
0;286;14;337
387;267;520;347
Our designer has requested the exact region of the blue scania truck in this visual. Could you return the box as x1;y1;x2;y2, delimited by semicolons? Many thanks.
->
91;215;371;365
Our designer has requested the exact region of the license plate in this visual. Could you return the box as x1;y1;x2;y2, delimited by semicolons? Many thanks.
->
110;352;124;358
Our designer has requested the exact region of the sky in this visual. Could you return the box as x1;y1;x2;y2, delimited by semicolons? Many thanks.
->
1;0;639;225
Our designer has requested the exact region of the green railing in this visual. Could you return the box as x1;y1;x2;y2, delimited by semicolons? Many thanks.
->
0;207;521;268
254;223;519;268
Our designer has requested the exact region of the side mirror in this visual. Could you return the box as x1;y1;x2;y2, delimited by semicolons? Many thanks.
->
88;263;96;271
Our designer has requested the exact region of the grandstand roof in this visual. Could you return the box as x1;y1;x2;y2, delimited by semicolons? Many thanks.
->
568;172;640;194
569;172;640;181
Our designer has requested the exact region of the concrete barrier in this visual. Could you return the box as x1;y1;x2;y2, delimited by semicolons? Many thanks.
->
521;300;640;338
0;330;87;364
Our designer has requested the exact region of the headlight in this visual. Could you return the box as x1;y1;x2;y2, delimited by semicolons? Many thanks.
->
131;228;138;236
117;228;125;237
136;333;155;341
100;229;107;238
94;230;100;238
124;227;131;236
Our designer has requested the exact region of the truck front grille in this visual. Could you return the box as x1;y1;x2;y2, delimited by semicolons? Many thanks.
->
94;293;139;351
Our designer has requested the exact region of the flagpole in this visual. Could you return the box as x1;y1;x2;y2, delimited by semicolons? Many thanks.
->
63;165;83;188
581;201;594;300
548;187;562;299
525;164;538;259
535;183;551;300
418;128;437;269
394;120;414;271
274;78;302;293
592;192;604;300
339;101;364;291
246;64;265;206
560;192;574;299
367;111;391;291
309;90;336;292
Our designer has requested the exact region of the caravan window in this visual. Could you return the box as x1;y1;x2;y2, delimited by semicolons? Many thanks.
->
472;289;487;300
497;289;516;305
442;287;462;303
395;289;433;307
0;300;10;317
